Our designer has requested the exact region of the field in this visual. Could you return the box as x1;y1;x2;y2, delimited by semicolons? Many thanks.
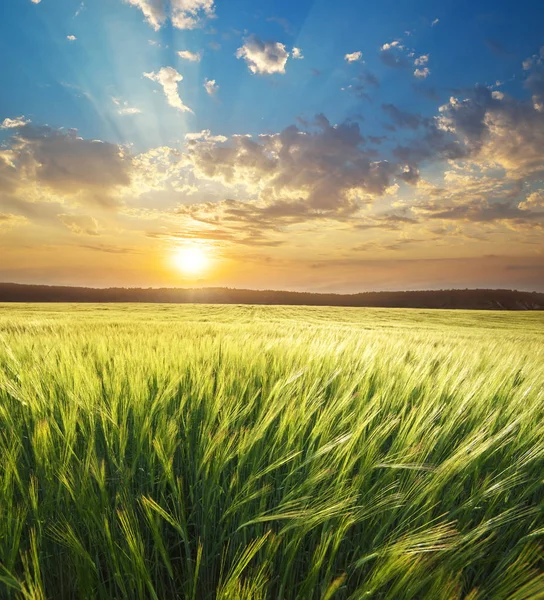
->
0;304;543;599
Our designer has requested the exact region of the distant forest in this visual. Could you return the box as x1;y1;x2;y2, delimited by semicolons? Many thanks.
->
1;283;543;310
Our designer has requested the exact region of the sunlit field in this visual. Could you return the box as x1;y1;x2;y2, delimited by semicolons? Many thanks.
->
0;304;543;599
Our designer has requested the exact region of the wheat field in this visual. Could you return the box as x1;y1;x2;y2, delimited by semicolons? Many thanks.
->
0;304;543;599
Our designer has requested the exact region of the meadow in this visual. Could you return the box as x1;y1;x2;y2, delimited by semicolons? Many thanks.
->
0;303;543;599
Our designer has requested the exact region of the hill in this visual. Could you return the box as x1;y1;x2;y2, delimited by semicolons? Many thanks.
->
0;283;543;310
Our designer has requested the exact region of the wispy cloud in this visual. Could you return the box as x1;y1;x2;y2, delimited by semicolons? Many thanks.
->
112;97;142;115
204;78;219;96
177;50;201;62
144;67;193;113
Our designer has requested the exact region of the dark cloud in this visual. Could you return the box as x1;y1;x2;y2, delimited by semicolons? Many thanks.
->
2;125;132;207
380;49;411;69
343;71;380;101
412;84;441;101
369;135;387;145
484;39;512;58
381;104;423;129
420;200;544;225
185;113;407;217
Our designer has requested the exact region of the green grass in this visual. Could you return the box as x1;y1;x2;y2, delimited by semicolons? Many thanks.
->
0;303;543;599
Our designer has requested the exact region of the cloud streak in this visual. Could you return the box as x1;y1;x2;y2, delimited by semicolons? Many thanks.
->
144;67;193;113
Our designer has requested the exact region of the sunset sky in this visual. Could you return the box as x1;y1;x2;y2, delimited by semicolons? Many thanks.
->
1;0;543;292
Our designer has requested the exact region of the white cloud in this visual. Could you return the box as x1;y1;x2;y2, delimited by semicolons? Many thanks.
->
292;47;304;60
204;78;219;96
431;18;439;26
185;129;227;142
236;35;289;75
522;47;544;70
67;35;77;41
122;0;215;31
144;67;193;113
30;0;41;3
119;107;142;115
178;50;201;62
414;67;430;79
413;55;430;78
1;116;30;129
344;51;362;63
123;0;165;31
112;98;142;115
381;40;404;51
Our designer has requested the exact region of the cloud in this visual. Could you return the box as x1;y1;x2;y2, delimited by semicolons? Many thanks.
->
236;35;289;75
59;213;101;235
519;191;544;210
485;39;511;58
182;113;409;227
379;40;411;69
431;18;439;26
419;199;544;225
112;97;142;115
522;48;544;111
292;47;304;60
266;17;293;35
204;78;219;96
119;106;142;115
414;67;430;79
0;125;132;208
1;116;30;129
144;67;193;113
522;46;544;70
67;35;77;41
382;104;423;129
185;129;227;143
30;0;41;3
436;85;544;178
0;213;28;230
342;71;380;101
414;54;429;66
122;0;215;31
177;49;201;62
344;51;363;63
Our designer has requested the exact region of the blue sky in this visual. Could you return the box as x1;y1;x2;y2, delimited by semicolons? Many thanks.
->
0;0;543;291
3;0;541;147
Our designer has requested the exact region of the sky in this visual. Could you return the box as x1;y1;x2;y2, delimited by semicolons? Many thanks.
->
0;0;543;292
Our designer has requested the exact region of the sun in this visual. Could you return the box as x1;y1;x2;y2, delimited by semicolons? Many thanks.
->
173;246;209;275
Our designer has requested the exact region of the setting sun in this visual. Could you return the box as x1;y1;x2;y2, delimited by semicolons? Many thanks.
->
173;246;209;275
